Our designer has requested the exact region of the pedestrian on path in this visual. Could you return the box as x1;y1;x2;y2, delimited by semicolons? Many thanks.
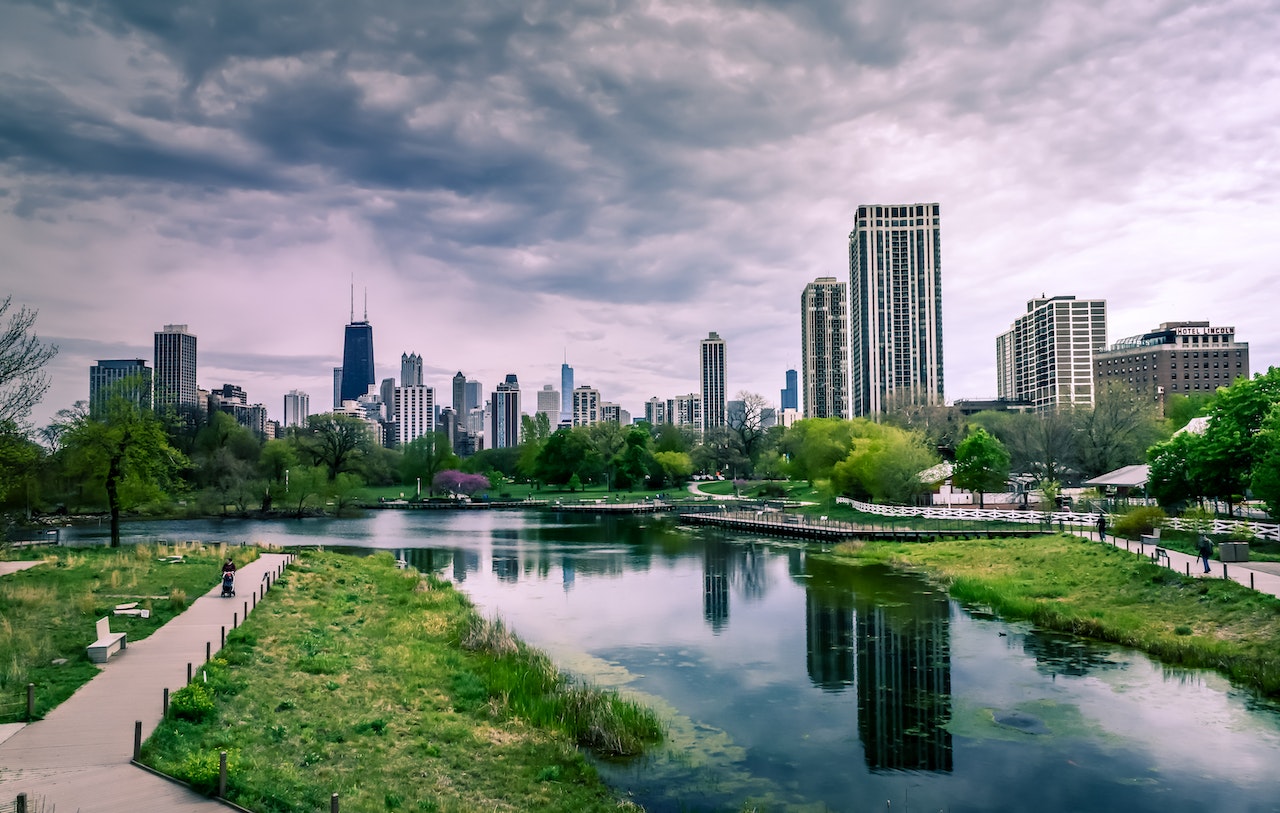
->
1198;534;1214;573
1097;513;1107;542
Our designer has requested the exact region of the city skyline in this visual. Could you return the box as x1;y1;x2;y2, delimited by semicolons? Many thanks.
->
6;2;1278;429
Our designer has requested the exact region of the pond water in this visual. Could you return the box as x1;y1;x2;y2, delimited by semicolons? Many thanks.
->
65;510;1280;812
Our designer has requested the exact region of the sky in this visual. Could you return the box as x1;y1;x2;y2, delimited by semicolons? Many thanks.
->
3;0;1278;429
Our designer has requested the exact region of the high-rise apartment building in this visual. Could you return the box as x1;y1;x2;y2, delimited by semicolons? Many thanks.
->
602;402;628;425
536;385;560;424
572;385;601;426
781;369;798;412
490;374;521;449
801;277;849;419
333;367;343;409
848;203;944;417
560;360;574;423
401;353;423;387
644;397;666;425
1094;321;1248;407
465;380;482;414
283;390;310;428
89;359;152;416
395;385;436;446
154;324;198;410
667;393;702;428
339;316;375;404
996;295;1107;412
700;332;727;433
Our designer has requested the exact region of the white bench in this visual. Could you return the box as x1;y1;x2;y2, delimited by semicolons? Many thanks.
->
86;616;127;663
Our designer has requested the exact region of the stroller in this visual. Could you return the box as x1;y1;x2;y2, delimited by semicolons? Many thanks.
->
221;571;236;597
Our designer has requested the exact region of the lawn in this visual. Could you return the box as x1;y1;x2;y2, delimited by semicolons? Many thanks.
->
0;542;258;721
142;551;662;813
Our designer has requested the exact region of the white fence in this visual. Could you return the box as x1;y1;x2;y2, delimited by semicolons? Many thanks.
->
835;497;1280;542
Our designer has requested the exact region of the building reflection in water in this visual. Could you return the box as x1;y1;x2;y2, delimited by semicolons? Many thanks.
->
492;554;520;583
803;558;953;773
703;539;730;633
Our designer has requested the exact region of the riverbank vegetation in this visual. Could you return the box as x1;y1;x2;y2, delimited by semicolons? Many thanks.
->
0;543;257;721
833;533;1280;695
142;551;663;813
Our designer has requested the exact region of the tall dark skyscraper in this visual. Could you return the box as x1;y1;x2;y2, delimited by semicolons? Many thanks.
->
339;294;375;404
781;369;798;412
153;324;198;409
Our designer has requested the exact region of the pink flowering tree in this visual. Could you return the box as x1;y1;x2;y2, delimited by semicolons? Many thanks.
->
433;470;490;498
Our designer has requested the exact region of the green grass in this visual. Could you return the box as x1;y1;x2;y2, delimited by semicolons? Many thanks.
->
142;551;662;813
831;534;1280;695
0;542;258;721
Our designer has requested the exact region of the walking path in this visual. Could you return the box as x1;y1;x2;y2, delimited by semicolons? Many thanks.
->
0;552;292;812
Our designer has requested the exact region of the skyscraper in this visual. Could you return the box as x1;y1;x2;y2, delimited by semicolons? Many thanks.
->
89;359;152;416
848;203;944;417
997;295;1107;412
452;372;467;422
572;385;600;426
283;390;310;428
781;369;798;412
560;358;574;423
401;352;423;387
153;324;198;409
333;367;343;409
700;332;727;433
490;374;521;449
339;293;375;404
536;385;560;424
395;385;436;446
801;277;849;419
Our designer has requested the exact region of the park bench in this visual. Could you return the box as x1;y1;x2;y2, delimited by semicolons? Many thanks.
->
86;616;126;663
1151;547;1170;567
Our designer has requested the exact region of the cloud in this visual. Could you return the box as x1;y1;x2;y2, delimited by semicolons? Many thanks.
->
3;0;1278;426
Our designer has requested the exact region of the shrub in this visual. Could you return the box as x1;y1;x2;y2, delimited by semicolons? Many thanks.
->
1113;506;1166;539
170;683;216;722
173;749;237;794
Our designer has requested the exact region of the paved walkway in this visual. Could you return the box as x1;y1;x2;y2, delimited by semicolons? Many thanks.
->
0;552;292;812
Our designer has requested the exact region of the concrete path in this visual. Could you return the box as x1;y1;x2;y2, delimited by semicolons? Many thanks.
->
0;552;292;812
0;561;45;577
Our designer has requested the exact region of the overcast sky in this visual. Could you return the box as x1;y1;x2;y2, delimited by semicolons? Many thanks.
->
4;0;1278;428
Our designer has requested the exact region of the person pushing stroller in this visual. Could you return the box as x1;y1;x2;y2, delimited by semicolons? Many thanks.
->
221;557;236;597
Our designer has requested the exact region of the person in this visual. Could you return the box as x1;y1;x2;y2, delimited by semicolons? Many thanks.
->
1097;513;1107;542
1197;534;1213;574
222;557;237;577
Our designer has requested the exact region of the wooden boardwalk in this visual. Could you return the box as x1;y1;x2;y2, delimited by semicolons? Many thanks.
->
0;552;292;812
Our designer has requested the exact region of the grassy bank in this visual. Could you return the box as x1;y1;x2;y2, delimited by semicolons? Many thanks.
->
832;534;1280;695
0;542;258;722
142;551;662;813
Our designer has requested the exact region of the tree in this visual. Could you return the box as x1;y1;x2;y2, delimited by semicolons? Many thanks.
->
297;413;373;480
433;470;490;498
975;409;1078;483
1147;430;1210;510
0;421;42;512
691;426;748;480
62;395;186;546
1248;405;1280;518
653;450;693;487
535;428;591;487
0;297;59;427
1075;383;1163;479
780;418;858;485
401;432;459;496
952;428;1011;508
1196;368;1280;513
727;391;770;470
830;423;937;504
614;427;656;490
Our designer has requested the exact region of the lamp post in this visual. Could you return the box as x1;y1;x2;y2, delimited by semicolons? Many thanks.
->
285;469;289;493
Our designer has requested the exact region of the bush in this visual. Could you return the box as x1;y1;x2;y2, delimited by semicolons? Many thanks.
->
1112;506;1166;539
170;683;216;722
173;749;237;794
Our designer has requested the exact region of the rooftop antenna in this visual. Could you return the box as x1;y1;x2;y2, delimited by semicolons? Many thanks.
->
363;287;368;321
349;276;355;323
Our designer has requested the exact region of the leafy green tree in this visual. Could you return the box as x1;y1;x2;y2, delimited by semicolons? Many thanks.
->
952;427;1011;508
297;413;373;480
1196;367;1280;512
0;421;42;512
653;422;695;454
281;465;326;517
517;412;552;483
1249;405;1280;518
584;422;627;488
691;426;748;480
653;450;693;487
973;409;1078;482
1146;430;1210;509
401;432;459;496
258;439;297;486
830;424;937;504
614;427;655;490
534;428;590;487
0;296;58;427
1164;393;1213;433
780;418;858;485
62;394;186;546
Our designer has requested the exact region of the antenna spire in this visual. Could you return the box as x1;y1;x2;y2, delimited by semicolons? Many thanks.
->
363;288;368;321
349;276;355;323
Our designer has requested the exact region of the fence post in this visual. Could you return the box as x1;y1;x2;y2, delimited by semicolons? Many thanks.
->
16;792;26;813
331;792;340;813
133;720;142;760
233;612;238;629
187;662;192;683
1223;564;1229;581
218;750;228;797
26;683;34;721
163;687;169;717
206;641;211;662
221;625;226;647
